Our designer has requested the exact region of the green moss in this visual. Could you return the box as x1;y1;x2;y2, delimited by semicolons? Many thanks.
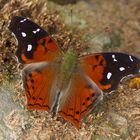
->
60;49;78;81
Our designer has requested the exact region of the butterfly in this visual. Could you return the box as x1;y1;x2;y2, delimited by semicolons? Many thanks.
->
8;16;140;129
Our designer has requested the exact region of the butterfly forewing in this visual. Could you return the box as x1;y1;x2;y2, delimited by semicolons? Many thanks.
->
8;16;62;64
80;52;140;92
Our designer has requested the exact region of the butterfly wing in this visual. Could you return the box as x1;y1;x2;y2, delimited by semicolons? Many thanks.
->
79;52;140;92
22;62;59;111
8;16;62;64
58;73;103;128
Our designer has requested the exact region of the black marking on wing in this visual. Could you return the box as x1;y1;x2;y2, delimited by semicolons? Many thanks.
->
100;52;140;91
8;16;48;63
59;91;101;123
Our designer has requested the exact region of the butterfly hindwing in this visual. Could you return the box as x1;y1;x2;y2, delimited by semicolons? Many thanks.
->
80;52;140;92
58;73;103;128
22;62;59;111
8;16;62;64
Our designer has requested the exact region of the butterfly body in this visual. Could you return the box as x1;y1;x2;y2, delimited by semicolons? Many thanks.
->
8;16;140;128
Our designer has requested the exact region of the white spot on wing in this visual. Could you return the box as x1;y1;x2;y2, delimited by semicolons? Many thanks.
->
20;19;27;23
27;44;32;51
112;55;115;58
33;28;40;34
129;55;133;62
107;72;112;79
33;31;36;34
119;67;125;71
112;54;117;62
36;28;40;32
21;32;26;37
113;58;117;62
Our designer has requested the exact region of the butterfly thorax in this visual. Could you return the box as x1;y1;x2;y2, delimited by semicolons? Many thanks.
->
59;49;78;90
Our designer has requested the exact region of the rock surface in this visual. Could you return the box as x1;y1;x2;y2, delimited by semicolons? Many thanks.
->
0;0;140;139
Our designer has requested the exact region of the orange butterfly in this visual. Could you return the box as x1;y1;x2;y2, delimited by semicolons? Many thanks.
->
8;16;140;128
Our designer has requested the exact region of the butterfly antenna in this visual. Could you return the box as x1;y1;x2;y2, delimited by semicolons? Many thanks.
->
70;3;74;26
70;8;73;25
